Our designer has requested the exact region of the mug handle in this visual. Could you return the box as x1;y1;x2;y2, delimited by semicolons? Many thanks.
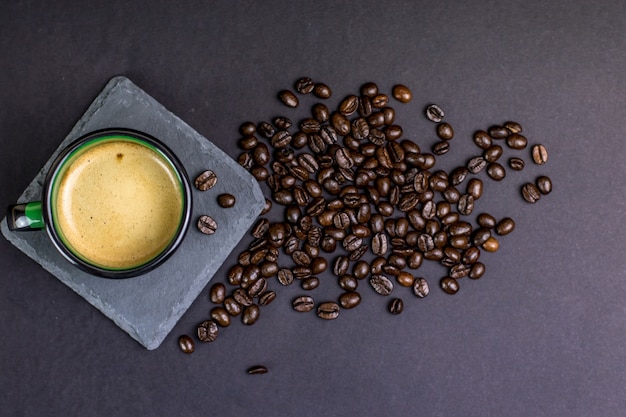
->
6;202;45;231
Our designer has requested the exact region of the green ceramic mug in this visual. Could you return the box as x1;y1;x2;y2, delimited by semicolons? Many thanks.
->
6;128;193;278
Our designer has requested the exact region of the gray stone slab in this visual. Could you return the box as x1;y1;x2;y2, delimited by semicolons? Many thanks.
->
1;76;264;349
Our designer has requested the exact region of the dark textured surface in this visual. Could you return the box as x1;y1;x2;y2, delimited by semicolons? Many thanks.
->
1;76;265;349
1;1;624;416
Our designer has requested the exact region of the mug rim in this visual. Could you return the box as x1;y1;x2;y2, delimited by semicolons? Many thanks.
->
43;128;193;279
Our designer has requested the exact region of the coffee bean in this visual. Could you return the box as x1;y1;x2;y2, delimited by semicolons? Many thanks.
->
467;156;487;174
343;234;363;252
484;145;503;163
466;178;483;199
258;290;277;306
293;295;315;312
469;262;486;279
472;227;491;246
301;276;319;291
482;236;499;252
532;144;548;164
449;263;470;279
339;95;359;116
210;283;226;304
370;274;394;296
247;365;269;375
278;90;299;107
458;194;475;216
450;167;469;186
313;83;332;99
211;307;231;327
240;121;257;136
389;298;404;315
248;277;268;298
506;133;528;150
277;268;294;286
412;277;430;298
486;162;506;181
508;157;525;171
223;296;242;316
372;232;389;256
522;183;541;203
536;176;552;194
317;302;340;320
338;275;358;291
239;135;258;150
495;217;515;236
270;130;292;148
432;141;450;155
488;125;509;139
257;122;275;139
333;256;350;277
312;103;330;122
339;292;361;309
198;215;218;235
178;335;194;353
425;104;444;122
242;304;260;325
477;213;497;229
436;123;454;140
197;320;219;343
194;170;218;191
295;77;314;94
217;193;236;208
396;271;415;287
440;277;460;294
392;84;412;103
252;143;270;166
273;116;292;130
473;130;492;149
504;121;523;134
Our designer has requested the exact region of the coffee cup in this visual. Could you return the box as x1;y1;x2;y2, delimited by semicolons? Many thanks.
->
6;128;193;278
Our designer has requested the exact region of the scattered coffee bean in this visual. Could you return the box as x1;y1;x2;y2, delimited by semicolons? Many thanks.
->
522;183;542;203
209;283;226;304
178;335;194;353
504;121;523;134
389;298;404;315
242;304;260;325
194;170;218;191
211;307;231;327
197;320;219;342
486;162;506;181
425;104;444;122
488;125;509;139
339;291;362;309
532;144;548;164
392;84;412;103
536;176;552;194
317;302;340;320
482;237;499;252
247;365;269;375
293;296;315;312
217;193;236;208
197;215;218;235
295;77;315;94
440;277;460;294
412;277;430;298
496;217;515;236
508;157;525;171
370;274;394;296
278;90;299;107
436;123;454;140
473;130;492;149
506;133;528;150
313;83;332;99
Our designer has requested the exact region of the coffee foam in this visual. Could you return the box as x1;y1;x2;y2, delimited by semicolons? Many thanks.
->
54;140;184;269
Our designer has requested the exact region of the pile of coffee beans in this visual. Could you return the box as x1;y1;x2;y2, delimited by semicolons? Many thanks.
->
179;77;552;353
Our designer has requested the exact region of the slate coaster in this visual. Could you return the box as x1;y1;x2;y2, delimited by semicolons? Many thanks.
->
1;76;265;350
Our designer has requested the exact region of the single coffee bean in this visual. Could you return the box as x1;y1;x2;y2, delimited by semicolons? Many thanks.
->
313;83;332;99
425;104;444;122
333;256;350;276
198;215;218;235
370;274;394;296
449;263;470;279
466;178;483;199
339;275;359;291
247;365;269;375
277;268;294;286
473;130;492;149
312;102;330;122
239;135;258;150
477;213;497;229
349;244;368;261
273;116;292;130
508;157;525;171
248;277;268;298
217;193;236;208
261;198;272;215
484;145;503;163
389;298;404;315
482;236;499;252
252;143;270;166
532;144;548;164
295;77;315;94
197;320;219;343
472;227;491;246
486;162;506;181
371;93;389;108
317;302;340;320
506;133;528;150
488;125;509;139
458;194;475;216
242;304;260;325
432;141;450;155
223;295;242;316
194;170;218;191
339;95;359;116
293;295;315;312
504;121;523;134
239;121;257;136
352;260;371;280
339;291;362;309
469;262;486;279
210;307;231;327
360;82;379;97
178;335;194;353
496;217;515;236
396;271;415;287
467;156;487;174
270;130;292;148
412;277;430;298
440;277;460;294
522;183;541;203
257;122;275;139
210;283;226;304
372;232;389;256
392;84;412;103
536;176;553;194
278;90;298;107
450;166;469;186
258;290;277;306
462;246;481;265
385;124;403;141
436;122;454;140
301;276;320;291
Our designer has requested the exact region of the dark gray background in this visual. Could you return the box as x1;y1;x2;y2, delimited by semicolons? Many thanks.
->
1;1;624;416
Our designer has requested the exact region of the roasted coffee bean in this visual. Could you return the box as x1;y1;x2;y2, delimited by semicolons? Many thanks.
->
198;215;218;235
270;130;292;148
352;260;371;280
241;265;261;288
277;268;294;286
242;304;260;325
273;116;292;130
339;95;359;116
482;236;499;252
308;134;327;153
389;298;404;315
449;263;470;279
392;84;412;103
238;152;253;170
292;250;311;266
194;170;218;191
473;130;492;149
228;264;244;285
250;165;269;181
252;143;270;166
522;183;541;203
442;247;462;267
458;194;475;216
352;119;371;142
210;283;226;304
472;227;491;246
536;176;553;194
239;135;258;150
260;261;278;278
506;133;528;149
317;302;340;320
343;235;363;252
339;292;362;309
462;246;481;265
368;111;385;128
385;125;403;141
440;277;460;294
436;122;454;140
333;256;350;277
425;104;444;122
467;156;487;174
484;145;503;163
396;271;415;287
312;103;330;122
370;274;394;296
371;93;389;108
211;307;231;327
432;141;450;155
258;290;277;306
508;157;525;171
360;82;379;97
449;235;470;249
450;166;469;186
278;90;298;107
368;128;386;145
488;125;509;139
248;277;268;298
372;232;389;256
504;121;523;134
449;221;473;236
247;365;269;375
412;277;430;298
257;122;275;139
486;162;506;181
197;320;219;343
465;178;483;200
339;275;359;291
293;296;315;312
532;144;548;164
267;222;288;247
496;217;515;236
301;276;320;291
217;193;236;208
469;262;486;279
313;83;332;99
240;121;257;136
178;335;194;353
477;213;497;229
223;296;242;316
295;77;315;94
